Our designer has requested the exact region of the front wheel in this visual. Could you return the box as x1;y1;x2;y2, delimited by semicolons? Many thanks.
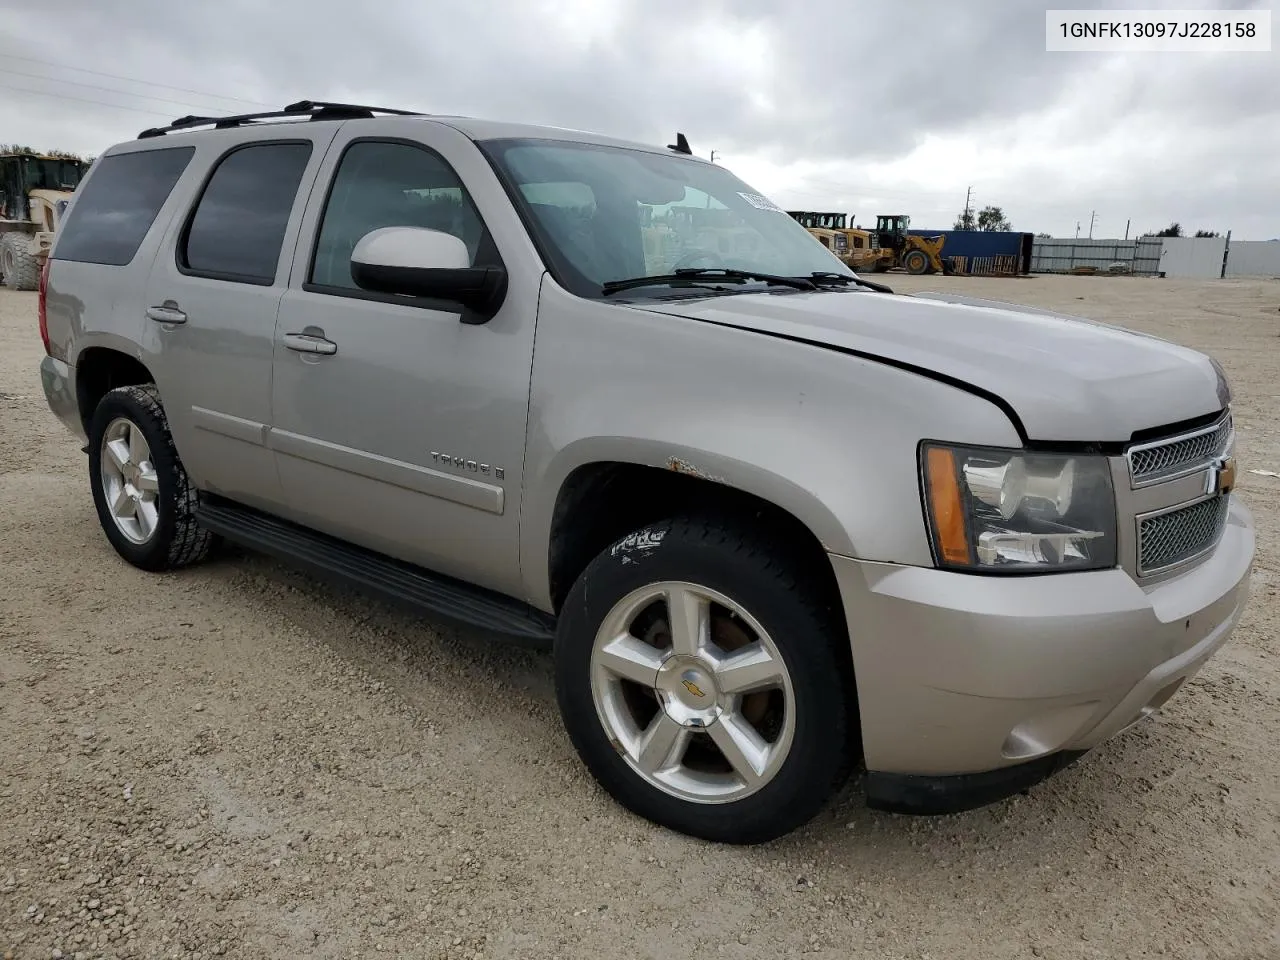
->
903;249;930;275
554;517;857;844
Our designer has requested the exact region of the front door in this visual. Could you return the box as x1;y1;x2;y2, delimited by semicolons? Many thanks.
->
268;120;540;599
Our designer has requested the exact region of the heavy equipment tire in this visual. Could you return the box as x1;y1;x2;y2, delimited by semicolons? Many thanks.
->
554;515;857;844
903;249;930;275
0;234;41;290
87;384;214;572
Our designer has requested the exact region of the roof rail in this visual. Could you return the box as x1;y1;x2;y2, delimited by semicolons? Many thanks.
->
136;100;423;139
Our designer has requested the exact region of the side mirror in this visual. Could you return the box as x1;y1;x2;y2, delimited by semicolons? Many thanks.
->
350;226;507;321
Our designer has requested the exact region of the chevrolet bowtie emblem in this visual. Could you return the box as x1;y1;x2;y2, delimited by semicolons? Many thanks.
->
1209;456;1237;496
681;678;706;698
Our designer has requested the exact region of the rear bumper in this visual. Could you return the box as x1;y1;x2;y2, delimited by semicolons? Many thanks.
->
39;355;84;443
830;498;1255;812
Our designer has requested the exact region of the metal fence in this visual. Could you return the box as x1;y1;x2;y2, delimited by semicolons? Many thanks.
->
1223;240;1280;278
1030;237;1163;276
948;254;1022;277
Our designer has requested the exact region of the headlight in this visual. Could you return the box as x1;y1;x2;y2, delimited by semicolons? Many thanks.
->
920;443;1117;573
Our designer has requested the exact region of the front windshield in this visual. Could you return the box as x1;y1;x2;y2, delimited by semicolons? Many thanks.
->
482;138;854;298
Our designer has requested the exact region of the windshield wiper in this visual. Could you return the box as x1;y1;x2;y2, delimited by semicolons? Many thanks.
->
807;272;895;294
601;268;817;296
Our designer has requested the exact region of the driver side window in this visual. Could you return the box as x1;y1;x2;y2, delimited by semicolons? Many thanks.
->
309;140;487;291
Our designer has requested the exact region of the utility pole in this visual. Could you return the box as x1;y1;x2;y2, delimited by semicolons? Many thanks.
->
1088;210;1098;239
961;186;974;229
1124;218;1130;241
1075;221;1081;238
709;150;719;163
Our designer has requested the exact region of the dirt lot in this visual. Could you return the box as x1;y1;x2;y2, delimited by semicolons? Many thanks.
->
1;275;1278;960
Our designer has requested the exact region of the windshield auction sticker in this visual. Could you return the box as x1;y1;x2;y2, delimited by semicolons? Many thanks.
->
738;192;787;213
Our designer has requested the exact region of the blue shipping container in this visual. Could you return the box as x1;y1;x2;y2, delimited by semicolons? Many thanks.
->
905;229;1034;274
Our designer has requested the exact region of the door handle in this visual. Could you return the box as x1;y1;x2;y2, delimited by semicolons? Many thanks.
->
283;332;338;356
146;304;187;324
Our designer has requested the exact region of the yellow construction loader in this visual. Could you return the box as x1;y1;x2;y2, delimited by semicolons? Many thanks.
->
0;149;89;290
863;214;949;275
789;210;949;275
788;211;886;272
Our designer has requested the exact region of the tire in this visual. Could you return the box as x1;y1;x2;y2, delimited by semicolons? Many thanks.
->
87;384;213;572
904;249;930;275
0;233;41;290
554;516;856;844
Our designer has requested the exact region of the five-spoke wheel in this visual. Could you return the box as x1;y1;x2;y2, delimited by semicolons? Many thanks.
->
556;517;857;844
87;384;212;571
590;581;795;804
99;416;162;545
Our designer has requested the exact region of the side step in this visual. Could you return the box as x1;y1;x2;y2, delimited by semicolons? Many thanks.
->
194;496;556;647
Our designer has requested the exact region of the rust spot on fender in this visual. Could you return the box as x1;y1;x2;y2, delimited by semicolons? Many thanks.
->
666;456;726;483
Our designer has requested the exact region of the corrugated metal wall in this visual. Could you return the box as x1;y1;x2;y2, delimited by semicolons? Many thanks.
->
1157;237;1228;279
1029;237;1163;275
1224;241;1280;278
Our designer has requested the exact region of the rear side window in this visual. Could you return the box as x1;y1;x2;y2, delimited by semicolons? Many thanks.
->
54;146;194;266
180;141;312;284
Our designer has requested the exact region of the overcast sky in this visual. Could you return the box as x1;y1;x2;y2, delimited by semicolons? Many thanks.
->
1;0;1276;239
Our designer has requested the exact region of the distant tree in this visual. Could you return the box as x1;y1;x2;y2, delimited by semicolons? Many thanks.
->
953;207;976;230
0;144;94;164
1035;231;1052;238
976;205;1012;232
1194;229;1221;238
1150;222;1182;238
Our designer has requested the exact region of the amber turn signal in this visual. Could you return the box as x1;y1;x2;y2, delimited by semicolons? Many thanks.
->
924;445;971;565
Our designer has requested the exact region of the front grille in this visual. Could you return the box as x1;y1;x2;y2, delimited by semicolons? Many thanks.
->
1128;414;1232;484
1137;496;1230;575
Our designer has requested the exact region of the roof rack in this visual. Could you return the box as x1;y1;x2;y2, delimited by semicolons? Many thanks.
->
137;100;423;139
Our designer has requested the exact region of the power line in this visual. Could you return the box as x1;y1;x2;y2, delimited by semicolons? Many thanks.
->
0;67;242;114
0;53;272;109
0;82;174;117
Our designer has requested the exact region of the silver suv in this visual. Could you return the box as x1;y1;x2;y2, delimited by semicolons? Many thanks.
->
37;100;1255;844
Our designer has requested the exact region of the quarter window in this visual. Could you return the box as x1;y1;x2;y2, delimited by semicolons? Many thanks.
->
310;141;488;290
53;147;194;266
181;141;312;284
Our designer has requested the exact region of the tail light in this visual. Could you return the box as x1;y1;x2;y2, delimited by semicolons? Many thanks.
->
38;256;51;355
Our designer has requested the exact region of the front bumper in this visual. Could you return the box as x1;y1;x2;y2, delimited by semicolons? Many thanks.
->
830;498;1255;813
39;355;85;443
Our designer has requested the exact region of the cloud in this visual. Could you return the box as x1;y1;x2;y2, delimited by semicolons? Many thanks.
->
0;0;1276;238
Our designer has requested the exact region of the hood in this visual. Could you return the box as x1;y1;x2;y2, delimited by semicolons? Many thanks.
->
630;287;1226;444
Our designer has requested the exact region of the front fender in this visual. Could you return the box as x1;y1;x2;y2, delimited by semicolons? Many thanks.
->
518;279;1023;609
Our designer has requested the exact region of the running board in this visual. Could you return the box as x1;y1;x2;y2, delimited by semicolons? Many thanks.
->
194;496;556;646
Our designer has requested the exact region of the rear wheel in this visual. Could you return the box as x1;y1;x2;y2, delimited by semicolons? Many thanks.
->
0;234;40;290
554;516;856;844
903;248;930;275
87;384;213;572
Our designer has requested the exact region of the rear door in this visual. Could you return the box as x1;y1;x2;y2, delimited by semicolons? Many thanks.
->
140;127;338;511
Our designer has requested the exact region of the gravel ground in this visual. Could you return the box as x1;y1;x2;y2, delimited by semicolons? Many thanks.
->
1;275;1278;960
